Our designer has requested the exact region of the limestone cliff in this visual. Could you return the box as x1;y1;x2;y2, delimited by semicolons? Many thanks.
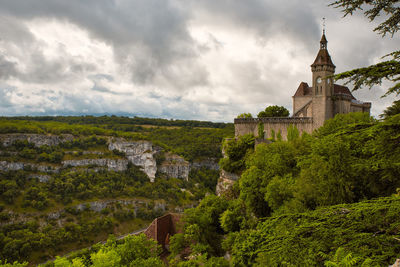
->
62;158;129;172
190;158;219;171
0;134;73;147
216;170;240;196
216;139;240;196
0;134;219;182
0;161;61;173
158;153;190;181
108;139;157;182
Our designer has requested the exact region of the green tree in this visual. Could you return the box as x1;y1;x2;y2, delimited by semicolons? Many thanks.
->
237;113;253;118
90;249;121;267
116;234;162;266
257;122;264;138
330;0;400;96
324;247;374;267
257;105;290;117
380;99;400;119
239;142;297;217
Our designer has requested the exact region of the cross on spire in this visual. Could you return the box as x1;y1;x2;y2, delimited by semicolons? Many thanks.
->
323;17;326;34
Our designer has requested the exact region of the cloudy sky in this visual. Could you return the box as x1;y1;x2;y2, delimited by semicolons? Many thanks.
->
0;0;399;122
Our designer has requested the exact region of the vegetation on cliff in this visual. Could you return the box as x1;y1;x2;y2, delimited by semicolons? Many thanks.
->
0;116;230;264
169;112;400;266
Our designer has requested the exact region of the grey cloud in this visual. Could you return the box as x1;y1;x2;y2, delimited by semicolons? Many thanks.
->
0;55;17;79
188;0;321;50
0;0;203;90
89;74;114;82
0;85;15;108
91;85;130;96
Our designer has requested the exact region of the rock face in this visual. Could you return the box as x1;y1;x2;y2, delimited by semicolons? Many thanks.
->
108;139;157;182
216;170;240;196
0;134;73;147
190;158;219;171
0;161;61;173
0;134;219;182
62;159;129;172
158;153;190;181
28;174;51;183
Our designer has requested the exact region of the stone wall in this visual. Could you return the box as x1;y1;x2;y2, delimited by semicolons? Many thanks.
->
234;117;313;141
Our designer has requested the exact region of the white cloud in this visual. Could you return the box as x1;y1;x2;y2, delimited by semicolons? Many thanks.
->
0;0;398;121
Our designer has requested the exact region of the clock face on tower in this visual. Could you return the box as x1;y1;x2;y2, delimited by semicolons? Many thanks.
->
317;77;322;84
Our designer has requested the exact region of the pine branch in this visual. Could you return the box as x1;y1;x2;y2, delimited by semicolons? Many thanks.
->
334;60;400;96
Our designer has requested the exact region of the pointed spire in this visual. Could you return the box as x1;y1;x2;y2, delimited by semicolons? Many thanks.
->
311;25;335;68
320;18;327;49
320;33;327;49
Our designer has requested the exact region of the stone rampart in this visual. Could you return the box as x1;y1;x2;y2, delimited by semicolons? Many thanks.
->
234;117;313;140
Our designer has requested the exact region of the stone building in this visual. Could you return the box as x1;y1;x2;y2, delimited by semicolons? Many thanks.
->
234;32;371;139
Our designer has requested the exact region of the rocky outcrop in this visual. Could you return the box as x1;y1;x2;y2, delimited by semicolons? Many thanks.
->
0;134;74;147
62;158;129;172
216;170;240;196
0;161;60;173
158;153;190;181
0;133;220;182
391;259;400;267
28;174;51;183
190;158;219;171
108;139;157;182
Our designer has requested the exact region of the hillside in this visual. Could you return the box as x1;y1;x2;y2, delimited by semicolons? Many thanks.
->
165;113;400;266
0;117;234;264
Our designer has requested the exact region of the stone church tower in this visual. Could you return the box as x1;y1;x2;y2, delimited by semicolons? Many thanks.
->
234;32;371;139
311;32;336;128
292;31;371;130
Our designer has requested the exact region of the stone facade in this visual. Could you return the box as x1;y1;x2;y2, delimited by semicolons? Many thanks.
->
234;32;371;140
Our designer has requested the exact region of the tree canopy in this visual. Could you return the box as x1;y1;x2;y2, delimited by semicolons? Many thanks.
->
257;105;290;118
381;99;400;119
330;0;400;96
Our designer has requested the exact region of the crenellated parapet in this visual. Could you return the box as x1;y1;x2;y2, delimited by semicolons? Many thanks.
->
234;117;312;124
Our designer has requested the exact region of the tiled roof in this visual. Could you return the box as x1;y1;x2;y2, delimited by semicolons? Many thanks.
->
334;84;356;99
311;49;335;67
294;82;312;96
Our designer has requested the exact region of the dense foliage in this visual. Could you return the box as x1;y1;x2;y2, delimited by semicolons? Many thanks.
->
169;112;400;266
8;115;230;129
47;234;163;267
0;116;228;265
229;197;400;266
219;134;255;174
257;105;290;118
236;113;253;119
381;99;400;119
